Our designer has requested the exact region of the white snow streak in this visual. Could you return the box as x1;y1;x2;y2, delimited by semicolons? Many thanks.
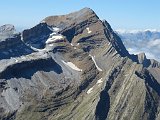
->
87;87;93;94
62;60;82;72
71;43;74;46
89;54;103;71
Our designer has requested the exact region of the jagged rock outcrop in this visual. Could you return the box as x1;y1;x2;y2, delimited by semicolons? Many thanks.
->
0;24;16;43
0;8;160;120
22;23;53;49
0;25;33;60
0;24;15;35
130;52;160;68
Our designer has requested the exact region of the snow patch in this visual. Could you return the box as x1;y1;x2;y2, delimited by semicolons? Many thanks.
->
71;43;74;46
89;54;103;71
20;34;23;41
46;35;63;44
86;27;92;34
87;87;93;94
62;60;82;72
96;78;103;84
46;27;63;44
49;44;54;47
71;43;79;47
30;46;46;52
50;32;57;36
52;27;60;32
13;58;19;63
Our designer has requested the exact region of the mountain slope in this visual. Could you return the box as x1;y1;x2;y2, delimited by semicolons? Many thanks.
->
0;8;160;120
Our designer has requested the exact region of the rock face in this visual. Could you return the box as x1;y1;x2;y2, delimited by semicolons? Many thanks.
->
0;8;160;120
0;24;15;41
0;24;15;34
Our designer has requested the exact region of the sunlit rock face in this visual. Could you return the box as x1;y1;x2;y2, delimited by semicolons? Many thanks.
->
0;8;160;120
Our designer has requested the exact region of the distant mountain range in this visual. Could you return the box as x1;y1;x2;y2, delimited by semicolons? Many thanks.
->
116;30;160;61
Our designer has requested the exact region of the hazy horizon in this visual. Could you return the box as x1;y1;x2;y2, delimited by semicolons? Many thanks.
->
0;0;160;31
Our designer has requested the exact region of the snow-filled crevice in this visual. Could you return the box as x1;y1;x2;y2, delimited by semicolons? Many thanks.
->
89;54;103;71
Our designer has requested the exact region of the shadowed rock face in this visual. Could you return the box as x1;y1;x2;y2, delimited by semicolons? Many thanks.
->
0;8;160;120
0;25;33;60
22;23;53;49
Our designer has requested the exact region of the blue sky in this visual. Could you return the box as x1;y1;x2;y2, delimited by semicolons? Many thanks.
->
0;0;160;30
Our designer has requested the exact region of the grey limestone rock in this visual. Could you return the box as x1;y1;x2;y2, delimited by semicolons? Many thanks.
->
0;8;160;120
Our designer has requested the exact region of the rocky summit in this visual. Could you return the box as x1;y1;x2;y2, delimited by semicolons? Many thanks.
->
0;8;160;120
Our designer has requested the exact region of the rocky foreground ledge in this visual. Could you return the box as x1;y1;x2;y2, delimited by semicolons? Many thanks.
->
0;8;160;120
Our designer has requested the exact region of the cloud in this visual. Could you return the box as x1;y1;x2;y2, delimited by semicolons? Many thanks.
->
118;31;160;62
147;39;160;48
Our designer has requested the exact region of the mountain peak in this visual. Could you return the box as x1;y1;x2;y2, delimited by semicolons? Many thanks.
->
1;8;160;120
42;7;99;28
76;7;95;15
137;52;147;63
0;24;15;34
0;24;16;41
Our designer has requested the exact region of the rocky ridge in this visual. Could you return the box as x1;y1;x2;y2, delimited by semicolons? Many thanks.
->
0;8;160;120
